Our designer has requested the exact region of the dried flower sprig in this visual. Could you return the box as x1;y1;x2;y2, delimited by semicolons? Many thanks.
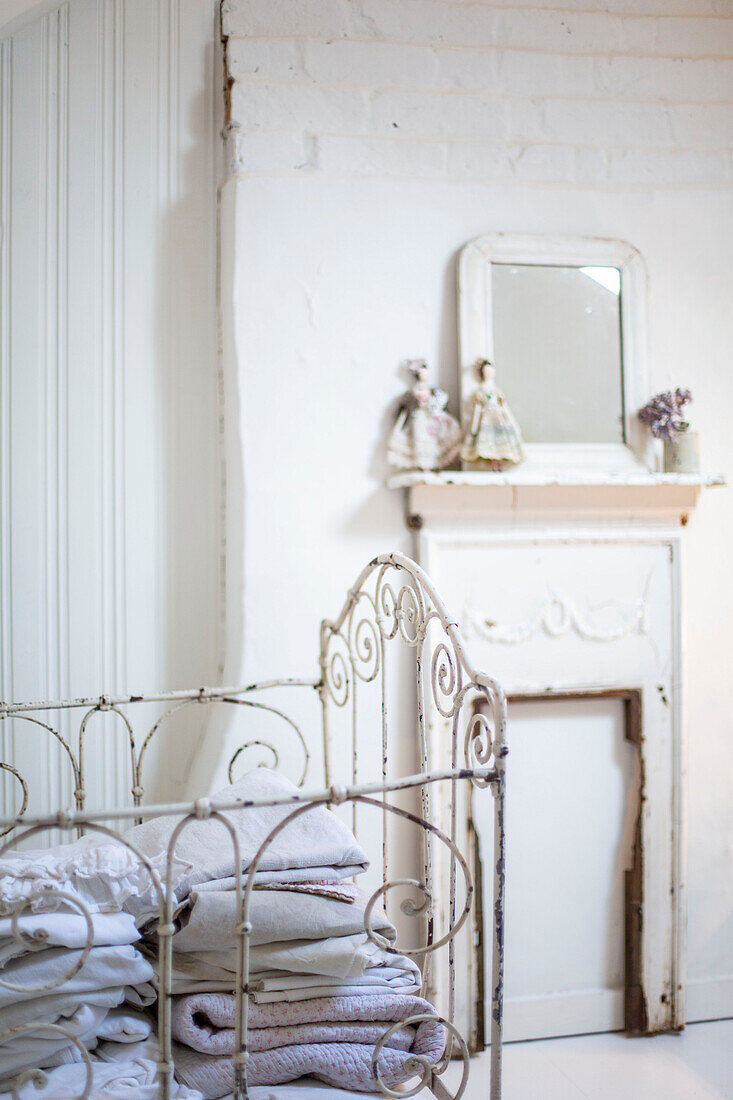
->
638;388;692;441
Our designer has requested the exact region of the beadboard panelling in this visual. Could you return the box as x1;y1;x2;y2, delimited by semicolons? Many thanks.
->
0;0;223;818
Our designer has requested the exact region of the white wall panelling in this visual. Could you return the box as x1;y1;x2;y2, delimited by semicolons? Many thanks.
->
0;0;223;816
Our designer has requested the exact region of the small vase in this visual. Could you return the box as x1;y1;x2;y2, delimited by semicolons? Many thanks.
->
663;430;700;474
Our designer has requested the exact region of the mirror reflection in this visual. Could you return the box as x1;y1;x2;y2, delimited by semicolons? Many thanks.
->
491;263;624;445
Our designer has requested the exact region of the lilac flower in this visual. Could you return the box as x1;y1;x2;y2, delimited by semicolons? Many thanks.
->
638;388;693;441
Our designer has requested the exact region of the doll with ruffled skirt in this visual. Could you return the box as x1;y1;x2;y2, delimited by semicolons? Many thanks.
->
461;358;525;470
387;360;462;472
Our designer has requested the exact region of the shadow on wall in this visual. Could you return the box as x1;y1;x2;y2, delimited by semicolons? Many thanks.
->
437;249;461;413
143;54;236;803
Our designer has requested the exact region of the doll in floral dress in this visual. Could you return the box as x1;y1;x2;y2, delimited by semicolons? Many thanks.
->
461;358;525;470
387;360;462;472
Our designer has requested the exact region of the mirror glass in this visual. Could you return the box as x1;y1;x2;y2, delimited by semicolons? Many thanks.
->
491;263;624;445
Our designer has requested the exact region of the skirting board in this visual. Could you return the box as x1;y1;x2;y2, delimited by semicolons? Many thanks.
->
686;977;733;1023
498;990;625;1043
494;980;733;1043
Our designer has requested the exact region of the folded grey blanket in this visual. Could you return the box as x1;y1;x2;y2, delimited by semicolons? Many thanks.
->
171;993;444;1097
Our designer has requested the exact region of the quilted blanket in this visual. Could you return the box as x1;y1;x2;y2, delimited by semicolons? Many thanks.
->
171;992;445;1097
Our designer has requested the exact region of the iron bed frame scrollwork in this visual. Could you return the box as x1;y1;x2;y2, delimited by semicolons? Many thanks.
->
0;552;507;1100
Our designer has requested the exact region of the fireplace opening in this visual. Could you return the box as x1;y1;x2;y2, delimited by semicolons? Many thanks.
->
472;688;644;1044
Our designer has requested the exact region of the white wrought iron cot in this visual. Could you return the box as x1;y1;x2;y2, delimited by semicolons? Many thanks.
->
0;552;507;1100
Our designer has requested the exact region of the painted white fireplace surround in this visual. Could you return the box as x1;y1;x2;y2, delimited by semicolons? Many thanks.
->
391;470;723;1042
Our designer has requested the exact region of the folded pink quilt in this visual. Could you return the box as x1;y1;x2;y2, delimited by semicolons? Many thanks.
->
171;993;445;1097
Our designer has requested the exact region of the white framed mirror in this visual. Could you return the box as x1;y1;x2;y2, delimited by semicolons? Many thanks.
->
458;234;651;474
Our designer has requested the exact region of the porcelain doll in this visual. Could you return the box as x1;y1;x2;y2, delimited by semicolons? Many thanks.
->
461;358;525;470
387;360;462;471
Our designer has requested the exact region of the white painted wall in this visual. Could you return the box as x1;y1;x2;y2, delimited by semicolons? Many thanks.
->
0;0;223;811
214;0;733;1022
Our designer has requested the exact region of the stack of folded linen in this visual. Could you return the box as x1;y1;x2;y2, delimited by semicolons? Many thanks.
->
160;880;423;999
0;907;156;1087
165;885;444;1096
0;832;196;1098
124;768;446;1097
0;767;446;1096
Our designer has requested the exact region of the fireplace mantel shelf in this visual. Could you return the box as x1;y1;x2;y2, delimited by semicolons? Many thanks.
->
388;470;726;490
389;468;726;524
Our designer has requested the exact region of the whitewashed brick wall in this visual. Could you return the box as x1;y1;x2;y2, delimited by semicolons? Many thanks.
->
216;0;733;1027
222;0;733;187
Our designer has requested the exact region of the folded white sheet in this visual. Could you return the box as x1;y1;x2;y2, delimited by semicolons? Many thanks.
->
164;979;421;1002
178;932;385;981
249;979;421;1005
169;887;393;953
0;1002;109;1079
192;866;365;892
0;945;154;1012
0;1055;202;1099
156;949;421;1000
0;987;126;1033
95;1006;153;1044
0;1004;153;1080
253;967;418;992
0;912;139;967
152;931;421;992
44;1007;153;1061
249;964;422;1004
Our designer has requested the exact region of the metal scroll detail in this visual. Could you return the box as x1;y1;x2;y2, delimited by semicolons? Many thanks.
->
0;684;317;824
319;554;507;785
0;771;493;1100
0;1024;94;1100
0;764;27;837
0;890;94;994
318;552;508;1100
372;1015;470;1100
0;551;507;1100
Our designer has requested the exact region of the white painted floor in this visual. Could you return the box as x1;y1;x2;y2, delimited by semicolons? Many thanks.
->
443;1020;733;1100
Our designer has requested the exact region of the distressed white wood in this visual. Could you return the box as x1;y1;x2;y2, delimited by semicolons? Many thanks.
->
473;695;636;1042
415;494;690;1038
390;470;726;489
0;0;223;817
402;481;716;530
0;550;507;1100
458;234;652;472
